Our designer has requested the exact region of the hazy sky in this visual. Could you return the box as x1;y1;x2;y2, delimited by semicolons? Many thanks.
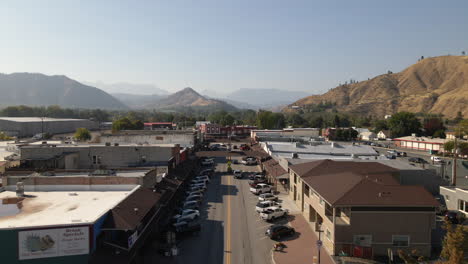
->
1;0;467;94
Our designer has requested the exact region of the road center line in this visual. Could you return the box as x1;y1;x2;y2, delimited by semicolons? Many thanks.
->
225;172;232;264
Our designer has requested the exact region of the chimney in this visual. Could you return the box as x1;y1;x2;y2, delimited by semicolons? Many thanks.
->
105;142;111;146
331;142;335;148
16;182;25;197
292;153;298;159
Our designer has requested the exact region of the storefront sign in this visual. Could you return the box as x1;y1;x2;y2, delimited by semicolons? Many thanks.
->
18;227;89;260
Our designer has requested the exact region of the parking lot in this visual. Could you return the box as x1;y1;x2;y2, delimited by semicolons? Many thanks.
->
146;154;299;264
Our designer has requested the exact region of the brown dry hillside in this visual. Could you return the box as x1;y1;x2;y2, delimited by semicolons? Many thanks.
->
288;56;468;118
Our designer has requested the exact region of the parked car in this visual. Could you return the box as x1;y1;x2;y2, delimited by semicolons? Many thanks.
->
173;209;200;221
250;183;271;195
190;183;207;190
173;222;201;237
240;144;250;151
265;225;295;240
256;201;281;213
445;211;466;224
187;186;205;194
232;159;239;164
185;194;203;203
200;169;214;176
191;179;209;186
397;151;407;157
201;159;215;166
431;156;443;163
195;176;210;183
408;157;427;164
259;193;278;202
182;201;200;210
386;154;396;159
260;207;289;221
186;190;204;197
233;170;243;179
249;178;267;187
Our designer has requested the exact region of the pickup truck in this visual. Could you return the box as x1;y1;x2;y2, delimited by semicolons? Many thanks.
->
260;207;289;221
250;183;271;195
255;201;281;213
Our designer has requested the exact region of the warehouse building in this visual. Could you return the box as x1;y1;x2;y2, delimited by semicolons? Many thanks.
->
99;129;196;148
0;117;99;137
19;143;180;170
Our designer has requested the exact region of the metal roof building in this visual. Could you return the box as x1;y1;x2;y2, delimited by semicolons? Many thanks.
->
0;117;99;137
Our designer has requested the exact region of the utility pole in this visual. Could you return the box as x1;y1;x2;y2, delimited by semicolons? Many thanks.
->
452;128;458;186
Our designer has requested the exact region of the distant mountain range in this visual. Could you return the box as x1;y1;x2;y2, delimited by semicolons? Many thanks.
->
222;88;309;109
85;81;168;95
145;87;237;111
288;55;468;118
0;73;127;109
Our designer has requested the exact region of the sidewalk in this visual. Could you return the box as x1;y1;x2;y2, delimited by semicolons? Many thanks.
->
272;213;335;264
272;193;334;264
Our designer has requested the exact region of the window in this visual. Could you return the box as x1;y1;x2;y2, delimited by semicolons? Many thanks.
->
304;184;310;197
458;199;468;213
353;235;372;247
294;173;297;183
445;195;450;201
155;136;163;140
319;198;325;207
326;229;331;240
392;235;409;247
92;155;101;165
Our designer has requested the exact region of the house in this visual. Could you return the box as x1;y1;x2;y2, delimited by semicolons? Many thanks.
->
393;136;446;152
439;186;468;215
288;160;438;258
359;131;377;141
377;130;391;140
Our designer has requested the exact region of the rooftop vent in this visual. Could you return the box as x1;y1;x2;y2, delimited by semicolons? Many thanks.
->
105;142;111;146
291;153;298;159
378;191;391;197
114;143;119;146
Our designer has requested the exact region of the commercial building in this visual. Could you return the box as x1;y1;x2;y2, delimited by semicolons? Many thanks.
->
99;130;196;148
1;169;166;191
393;136;446;152
143;122;176;130
19;142;180;170
0;117;99;138
0;187;134;264
261;141;378;160
288;160;438;258
251;128;321;142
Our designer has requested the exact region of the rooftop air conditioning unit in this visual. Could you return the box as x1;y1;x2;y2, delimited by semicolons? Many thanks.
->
105;142;111;146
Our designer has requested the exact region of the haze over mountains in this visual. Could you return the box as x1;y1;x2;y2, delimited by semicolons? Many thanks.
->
0;73;128;109
288;56;468;119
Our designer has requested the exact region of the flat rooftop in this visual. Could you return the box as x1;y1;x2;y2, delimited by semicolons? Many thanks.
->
0;189;134;229
266;142;378;156
21;142;177;148
0;117;92;122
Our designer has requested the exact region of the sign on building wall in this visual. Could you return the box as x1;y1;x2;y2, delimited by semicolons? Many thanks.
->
18;226;89;260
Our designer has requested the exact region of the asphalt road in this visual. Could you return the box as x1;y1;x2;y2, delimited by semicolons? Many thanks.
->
147;156;275;264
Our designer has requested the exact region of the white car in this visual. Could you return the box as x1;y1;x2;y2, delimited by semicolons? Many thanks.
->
191;179;209;185
233;170;243;179
201;159;215;166
250;183;271;195
258;193;278;202
196;176;210;183
173;209;200;220
255;201;281;213
431;156;442;162
186;190;204;197
260;207;289;221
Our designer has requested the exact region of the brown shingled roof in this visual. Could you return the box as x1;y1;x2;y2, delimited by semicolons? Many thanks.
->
105;188;162;231
290;159;398;178
263;159;288;178
292;160;437;207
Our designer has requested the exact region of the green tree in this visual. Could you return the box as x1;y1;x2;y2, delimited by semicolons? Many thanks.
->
74;128;91;141
372;119;388;133
440;220;466;264
433;129;446;139
222;114;235;126
333;115;341;127
0;132;13;141
444;141;455;153
388;112;421;138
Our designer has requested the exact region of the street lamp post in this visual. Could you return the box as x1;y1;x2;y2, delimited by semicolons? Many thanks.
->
317;228;324;264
